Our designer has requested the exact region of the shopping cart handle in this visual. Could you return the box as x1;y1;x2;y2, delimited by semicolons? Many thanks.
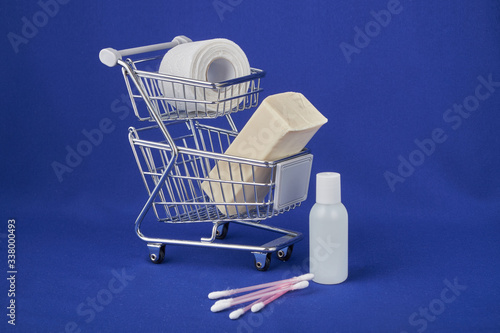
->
99;35;192;67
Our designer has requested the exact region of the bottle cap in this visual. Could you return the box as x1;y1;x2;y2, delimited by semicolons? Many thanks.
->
316;172;341;204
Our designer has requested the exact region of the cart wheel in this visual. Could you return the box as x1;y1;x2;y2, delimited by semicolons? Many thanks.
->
215;223;229;240
253;253;271;271
149;244;165;264
276;245;294;262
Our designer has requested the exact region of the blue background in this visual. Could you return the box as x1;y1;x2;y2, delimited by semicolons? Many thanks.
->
1;0;500;332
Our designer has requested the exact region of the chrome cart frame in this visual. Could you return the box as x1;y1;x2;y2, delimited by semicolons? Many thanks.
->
100;36;313;270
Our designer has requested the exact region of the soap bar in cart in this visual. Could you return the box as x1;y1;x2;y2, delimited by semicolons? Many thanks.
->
202;92;328;216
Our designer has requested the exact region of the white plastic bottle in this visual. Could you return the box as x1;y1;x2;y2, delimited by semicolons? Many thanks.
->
309;172;348;284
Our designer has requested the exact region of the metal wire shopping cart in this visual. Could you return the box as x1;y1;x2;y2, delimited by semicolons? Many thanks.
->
99;36;314;270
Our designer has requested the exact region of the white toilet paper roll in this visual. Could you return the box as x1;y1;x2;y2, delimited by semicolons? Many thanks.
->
158;38;251;114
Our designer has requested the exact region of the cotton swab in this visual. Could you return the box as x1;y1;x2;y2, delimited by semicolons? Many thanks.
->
230;287;291;319
211;281;306;312
251;289;290;313
210;281;309;312
208;273;314;299
220;282;292;309
212;276;314;312
229;298;263;320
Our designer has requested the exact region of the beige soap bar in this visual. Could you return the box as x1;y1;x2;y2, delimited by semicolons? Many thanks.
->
202;92;328;216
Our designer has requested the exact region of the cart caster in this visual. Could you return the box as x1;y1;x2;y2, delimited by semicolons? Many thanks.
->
253;252;271;271
215;223;229;240
148;243;165;264
276;245;294;262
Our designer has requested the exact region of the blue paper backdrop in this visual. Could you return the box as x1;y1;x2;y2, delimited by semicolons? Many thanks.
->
1;0;499;332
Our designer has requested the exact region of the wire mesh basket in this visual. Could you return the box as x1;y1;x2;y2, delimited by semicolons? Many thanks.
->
121;56;264;121
129;121;311;224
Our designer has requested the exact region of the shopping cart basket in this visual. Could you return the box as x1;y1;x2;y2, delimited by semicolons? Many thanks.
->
100;36;314;270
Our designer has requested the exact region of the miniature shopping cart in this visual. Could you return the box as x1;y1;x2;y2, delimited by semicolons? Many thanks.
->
99;36;314;271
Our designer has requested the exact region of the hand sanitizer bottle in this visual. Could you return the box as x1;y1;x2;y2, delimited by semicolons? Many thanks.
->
309;172;348;284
